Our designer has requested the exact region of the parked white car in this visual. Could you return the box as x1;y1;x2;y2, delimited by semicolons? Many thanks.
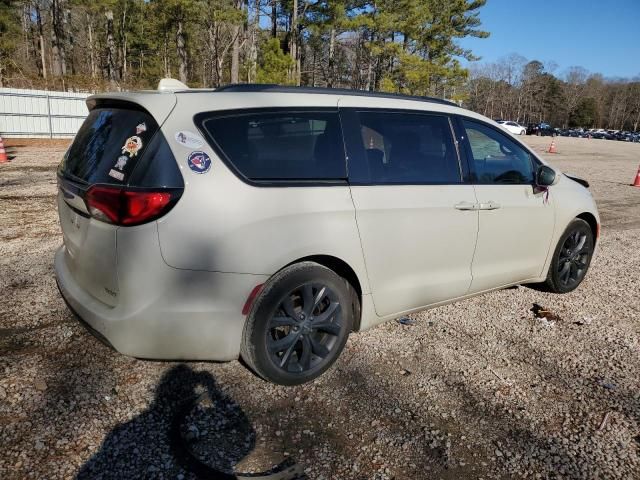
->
55;83;600;385
498;120;527;135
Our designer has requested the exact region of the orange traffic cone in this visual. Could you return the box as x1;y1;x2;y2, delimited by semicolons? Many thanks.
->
632;164;640;187
0;136;9;163
548;140;557;154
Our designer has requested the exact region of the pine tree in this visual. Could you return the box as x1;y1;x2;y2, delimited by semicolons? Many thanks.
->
256;36;293;84
0;0;22;86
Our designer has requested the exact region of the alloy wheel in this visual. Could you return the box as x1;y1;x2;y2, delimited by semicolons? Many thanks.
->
557;230;591;288
266;283;342;374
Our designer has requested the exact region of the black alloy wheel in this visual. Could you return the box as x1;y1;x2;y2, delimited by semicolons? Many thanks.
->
557;231;590;288
545;218;594;293
241;262;355;385
266;283;342;373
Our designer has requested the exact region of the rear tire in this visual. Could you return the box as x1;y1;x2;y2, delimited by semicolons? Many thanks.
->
240;262;355;385
544;219;594;293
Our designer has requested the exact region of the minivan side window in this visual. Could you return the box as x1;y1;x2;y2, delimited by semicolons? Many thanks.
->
351;111;461;184
461;119;535;184
199;111;346;181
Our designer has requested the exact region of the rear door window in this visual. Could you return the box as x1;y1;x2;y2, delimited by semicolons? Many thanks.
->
349;111;462;184
60;106;182;188
197;110;346;181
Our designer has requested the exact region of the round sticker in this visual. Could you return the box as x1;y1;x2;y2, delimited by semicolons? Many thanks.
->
175;130;205;148
187;151;212;174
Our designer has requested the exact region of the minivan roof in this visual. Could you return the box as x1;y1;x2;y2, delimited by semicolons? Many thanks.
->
210;84;460;107
88;84;459;107
149;83;459;108
87;84;482;127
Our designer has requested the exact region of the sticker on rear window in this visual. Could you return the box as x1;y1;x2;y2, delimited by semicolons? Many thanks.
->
187;151;211;174
122;136;143;157
114;155;128;170
175;131;204;149
136;122;147;134
108;169;125;181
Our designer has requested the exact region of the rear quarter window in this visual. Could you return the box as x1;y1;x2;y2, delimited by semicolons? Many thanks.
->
197;110;346;182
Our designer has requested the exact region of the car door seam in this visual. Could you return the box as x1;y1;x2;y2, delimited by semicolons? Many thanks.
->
338;98;376;302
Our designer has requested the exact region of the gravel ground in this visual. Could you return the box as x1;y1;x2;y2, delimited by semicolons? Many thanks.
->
1;136;639;479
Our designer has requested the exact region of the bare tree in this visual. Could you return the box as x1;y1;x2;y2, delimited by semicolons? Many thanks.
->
246;0;259;82
288;0;299;85
562;66;588;127
35;2;47;80
105;10;117;83
176;20;187;83
50;0;67;77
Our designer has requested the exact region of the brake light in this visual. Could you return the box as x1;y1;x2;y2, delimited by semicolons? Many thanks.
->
85;186;121;223
85;185;178;226
121;190;172;225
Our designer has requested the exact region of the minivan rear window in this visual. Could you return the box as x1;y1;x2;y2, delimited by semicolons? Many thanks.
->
60;106;182;188
198;110;346;181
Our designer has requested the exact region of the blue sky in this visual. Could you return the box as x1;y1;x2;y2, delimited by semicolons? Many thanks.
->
458;0;640;79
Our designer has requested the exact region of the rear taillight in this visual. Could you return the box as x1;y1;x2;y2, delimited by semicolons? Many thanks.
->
85;185;180;226
121;190;172;225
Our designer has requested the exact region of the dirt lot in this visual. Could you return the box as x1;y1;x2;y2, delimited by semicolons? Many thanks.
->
1;136;639;479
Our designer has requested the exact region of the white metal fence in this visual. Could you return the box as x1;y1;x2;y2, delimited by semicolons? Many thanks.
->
0;87;90;138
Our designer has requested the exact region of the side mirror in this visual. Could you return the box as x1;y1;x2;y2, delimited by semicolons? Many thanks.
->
536;165;556;187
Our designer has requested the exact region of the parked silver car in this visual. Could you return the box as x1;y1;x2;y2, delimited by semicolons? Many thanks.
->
55;83;599;385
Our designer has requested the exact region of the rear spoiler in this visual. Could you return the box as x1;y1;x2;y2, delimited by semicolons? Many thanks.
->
157;78;188;91
85;92;177;128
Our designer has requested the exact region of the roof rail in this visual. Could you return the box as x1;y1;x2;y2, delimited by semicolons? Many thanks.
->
214;84;459;107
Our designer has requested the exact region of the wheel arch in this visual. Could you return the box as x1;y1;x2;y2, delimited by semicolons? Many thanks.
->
576;212;599;244
283;254;363;331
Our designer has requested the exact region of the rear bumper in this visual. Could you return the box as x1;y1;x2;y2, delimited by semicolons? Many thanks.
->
54;245;268;361
56;280;115;350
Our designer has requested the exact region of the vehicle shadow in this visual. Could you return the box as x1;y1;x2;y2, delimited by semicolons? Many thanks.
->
76;364;302;480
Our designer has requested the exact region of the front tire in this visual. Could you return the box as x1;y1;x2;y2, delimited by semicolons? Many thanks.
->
241;262;355;385
545;219;594;293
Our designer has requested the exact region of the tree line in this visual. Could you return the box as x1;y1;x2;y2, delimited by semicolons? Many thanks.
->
0;0;488;96
465;55;640;131
0;1;637;130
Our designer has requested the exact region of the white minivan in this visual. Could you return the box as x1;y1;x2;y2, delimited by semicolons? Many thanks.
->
55;84;599;385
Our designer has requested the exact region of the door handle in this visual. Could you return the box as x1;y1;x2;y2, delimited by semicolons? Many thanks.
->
478;201;501;210
454;202;479;211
